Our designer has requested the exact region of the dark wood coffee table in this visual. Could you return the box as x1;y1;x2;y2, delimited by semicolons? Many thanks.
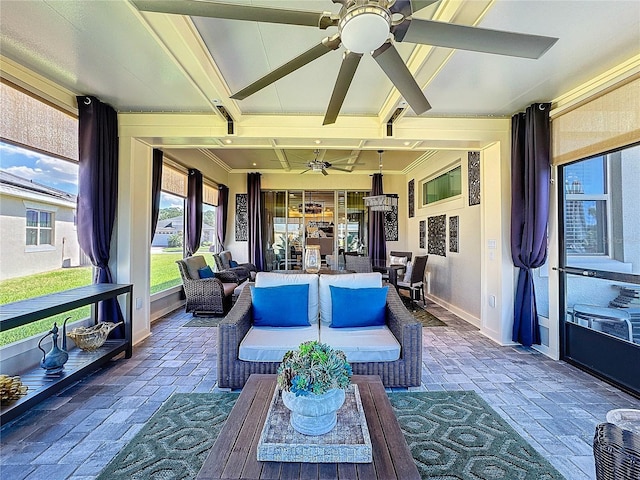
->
197;374;420;480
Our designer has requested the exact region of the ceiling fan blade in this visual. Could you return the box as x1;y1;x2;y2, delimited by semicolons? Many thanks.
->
372;42;431;115
323;51;362;126
231;36;341;100
300;169;311;175
132;0;326;27
400;19;558;59
321;169;329;176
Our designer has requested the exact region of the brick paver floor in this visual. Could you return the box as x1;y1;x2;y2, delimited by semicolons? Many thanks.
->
1;302;639;479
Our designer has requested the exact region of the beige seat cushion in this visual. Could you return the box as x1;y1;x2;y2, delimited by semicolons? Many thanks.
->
319;324;400;362
239;325;320;362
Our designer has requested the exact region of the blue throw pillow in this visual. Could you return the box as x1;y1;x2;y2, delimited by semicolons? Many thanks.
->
229;260;239;268
198;265;215;279
329;286;388;328
250;284;310;327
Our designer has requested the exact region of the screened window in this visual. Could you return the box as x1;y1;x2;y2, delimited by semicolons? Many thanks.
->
423;165;462;205
26;209;53;246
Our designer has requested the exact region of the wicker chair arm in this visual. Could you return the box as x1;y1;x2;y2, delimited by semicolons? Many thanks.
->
218;285;253;385
216;270;241;283
385;287;422;360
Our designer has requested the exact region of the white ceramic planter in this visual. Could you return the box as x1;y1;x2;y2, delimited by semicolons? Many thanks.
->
281;388;346;435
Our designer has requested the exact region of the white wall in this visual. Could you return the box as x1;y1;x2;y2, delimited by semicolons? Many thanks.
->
0;192;81;280
407;150;482;325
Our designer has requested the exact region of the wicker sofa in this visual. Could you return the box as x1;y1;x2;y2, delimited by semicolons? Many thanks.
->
217;272;422;389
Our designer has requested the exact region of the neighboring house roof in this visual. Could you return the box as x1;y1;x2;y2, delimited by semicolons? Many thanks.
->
0;170;76;203
157;215;214;232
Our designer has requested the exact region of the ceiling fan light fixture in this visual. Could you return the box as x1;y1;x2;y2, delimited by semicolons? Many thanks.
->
339;5;390;54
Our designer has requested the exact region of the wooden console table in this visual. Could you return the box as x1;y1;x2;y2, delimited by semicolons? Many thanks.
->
197;374;420;480
0;283;133;424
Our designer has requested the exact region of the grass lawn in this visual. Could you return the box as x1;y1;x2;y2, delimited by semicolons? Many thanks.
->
0;250;215;347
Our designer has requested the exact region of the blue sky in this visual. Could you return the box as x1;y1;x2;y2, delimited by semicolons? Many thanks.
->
0;141;188;210
0;141;78;195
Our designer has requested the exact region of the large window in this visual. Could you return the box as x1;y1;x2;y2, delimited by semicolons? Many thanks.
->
151;165;186;294
150;165;218;294
422;164;461;205
0;82;90;346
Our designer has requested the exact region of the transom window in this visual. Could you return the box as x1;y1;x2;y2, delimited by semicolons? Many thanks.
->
422;164;462;205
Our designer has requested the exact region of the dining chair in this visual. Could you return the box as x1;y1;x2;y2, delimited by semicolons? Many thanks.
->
345;255;373;273
385;250;413;279
397;255;428;305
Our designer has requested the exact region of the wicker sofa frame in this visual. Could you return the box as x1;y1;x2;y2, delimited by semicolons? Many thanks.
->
176;257;239;316
593;422;640;480
217;282;422;389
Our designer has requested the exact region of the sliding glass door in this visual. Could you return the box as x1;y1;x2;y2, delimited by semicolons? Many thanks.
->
559;143;640;395
262;190;369;271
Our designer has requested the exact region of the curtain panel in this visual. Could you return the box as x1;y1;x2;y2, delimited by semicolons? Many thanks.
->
185;169;203;256
217;184;229;251
368;173;387;263
76;95;124;337
150;148;163;244
247;173;264;270
510;103;551;346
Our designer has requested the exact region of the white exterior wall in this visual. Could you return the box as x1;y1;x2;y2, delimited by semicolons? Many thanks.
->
0;190;81;280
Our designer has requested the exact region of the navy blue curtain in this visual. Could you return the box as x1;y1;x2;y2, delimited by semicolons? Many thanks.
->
368;173;387;263
511;103;551;346
185;169;203;256
247;173;264;270
150;148;163;244
76;95;124;337
217;184;229;251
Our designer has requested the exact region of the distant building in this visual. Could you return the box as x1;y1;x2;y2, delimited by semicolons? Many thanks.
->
0;171;85;280
152;215;215;248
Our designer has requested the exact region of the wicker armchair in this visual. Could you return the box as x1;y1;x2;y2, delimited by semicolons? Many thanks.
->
217;283;422;389
176;256;239;316
594;422;640;480
212;250;256;283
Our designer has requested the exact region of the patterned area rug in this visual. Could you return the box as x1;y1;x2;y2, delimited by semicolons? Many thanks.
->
388;391;565;480
400;295;447;327
97;391;564;480
181;315;226;327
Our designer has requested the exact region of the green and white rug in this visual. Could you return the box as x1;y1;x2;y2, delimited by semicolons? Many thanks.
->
97;391;564;480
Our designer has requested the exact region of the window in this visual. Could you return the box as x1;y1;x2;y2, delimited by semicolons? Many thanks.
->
26;209;54;246
423;165;461;205
564;156;608;255
0;82;90;347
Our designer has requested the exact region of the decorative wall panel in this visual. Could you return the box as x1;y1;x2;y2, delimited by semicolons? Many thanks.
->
419;220;426;249
428;214;447;257
235;193;248;241
468;151;481;206
449;216;459;253
384;205;398;241
408;179;415;218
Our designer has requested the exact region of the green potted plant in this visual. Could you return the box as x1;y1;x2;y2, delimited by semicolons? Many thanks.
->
277;341;352;435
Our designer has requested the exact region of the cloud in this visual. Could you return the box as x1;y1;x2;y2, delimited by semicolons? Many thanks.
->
0;142;78;193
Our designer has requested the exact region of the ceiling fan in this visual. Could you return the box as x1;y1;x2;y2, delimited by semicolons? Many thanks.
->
299;149;362;175
133;0;558;125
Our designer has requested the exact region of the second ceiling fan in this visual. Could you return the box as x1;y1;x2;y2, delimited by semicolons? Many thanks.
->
134;0;558;125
